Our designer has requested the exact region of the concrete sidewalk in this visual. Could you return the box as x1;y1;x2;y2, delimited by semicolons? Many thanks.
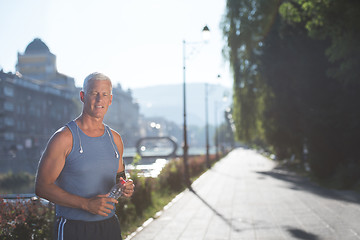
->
127;148;360;240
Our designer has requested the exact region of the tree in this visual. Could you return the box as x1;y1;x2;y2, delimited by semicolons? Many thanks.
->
260;13;343;177
278;0;360;183
222;0;280;144
279;0;360;85
223;0;360;185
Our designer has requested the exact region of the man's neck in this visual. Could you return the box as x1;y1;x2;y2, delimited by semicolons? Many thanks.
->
75;114;105;137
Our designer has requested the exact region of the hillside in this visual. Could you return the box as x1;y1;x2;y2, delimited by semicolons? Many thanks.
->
132;83;232;126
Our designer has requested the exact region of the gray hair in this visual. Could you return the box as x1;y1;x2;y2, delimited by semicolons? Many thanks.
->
82;72;112;93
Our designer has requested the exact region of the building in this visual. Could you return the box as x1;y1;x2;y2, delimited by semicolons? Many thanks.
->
104;84;140;148
0;70;79;173
16;38;76;91
0;38;141;174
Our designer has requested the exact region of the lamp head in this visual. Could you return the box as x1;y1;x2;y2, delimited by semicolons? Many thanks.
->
202;25;211;41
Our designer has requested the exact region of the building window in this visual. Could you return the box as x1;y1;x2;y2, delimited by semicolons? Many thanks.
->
4;86;14;97
4;102;14;111
4;117;14;126
4;132;15;140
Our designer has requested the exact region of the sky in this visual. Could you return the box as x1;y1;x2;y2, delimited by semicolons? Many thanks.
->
0;0;232;90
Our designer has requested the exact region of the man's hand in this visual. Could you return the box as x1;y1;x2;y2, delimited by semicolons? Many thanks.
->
121;178;135;198
85;194;118;216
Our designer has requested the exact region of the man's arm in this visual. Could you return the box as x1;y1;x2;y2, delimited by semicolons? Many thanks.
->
35;127;117;216
111;130;134;198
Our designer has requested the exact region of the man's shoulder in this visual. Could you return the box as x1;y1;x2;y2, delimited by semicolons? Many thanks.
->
104;123;120;137
52;125;73;142
109;127;120;136
45;125;73;154
106;126;123;145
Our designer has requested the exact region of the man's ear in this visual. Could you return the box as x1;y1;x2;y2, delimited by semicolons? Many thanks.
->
80;91;85;103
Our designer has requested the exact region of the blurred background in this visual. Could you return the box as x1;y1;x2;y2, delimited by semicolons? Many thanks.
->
0;0;234;194
1;0;360;194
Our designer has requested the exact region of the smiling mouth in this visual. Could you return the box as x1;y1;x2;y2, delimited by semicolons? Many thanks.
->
95;106;104;108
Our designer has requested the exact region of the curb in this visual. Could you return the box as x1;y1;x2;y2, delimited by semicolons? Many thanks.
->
124;191;185;240
124;158;223;240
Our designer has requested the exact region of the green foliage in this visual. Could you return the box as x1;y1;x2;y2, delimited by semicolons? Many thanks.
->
222;0;280;144
279;0;360;84
158;158;185;192
129;173;154;216
223;0;360;185
0;172;34;188
132;153;142;166
279;2;302;23
261;14;331;160
115;171;155;236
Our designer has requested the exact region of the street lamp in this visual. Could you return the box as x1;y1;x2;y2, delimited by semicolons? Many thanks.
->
183;25;210;188
205;74;220;169
205;82;210;169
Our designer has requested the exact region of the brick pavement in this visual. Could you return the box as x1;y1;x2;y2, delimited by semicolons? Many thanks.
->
127;148;360;240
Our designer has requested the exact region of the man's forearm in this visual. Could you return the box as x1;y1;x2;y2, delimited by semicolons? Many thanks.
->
35;182;88;210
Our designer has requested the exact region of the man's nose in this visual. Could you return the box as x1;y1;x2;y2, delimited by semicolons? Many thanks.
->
96;94;102;101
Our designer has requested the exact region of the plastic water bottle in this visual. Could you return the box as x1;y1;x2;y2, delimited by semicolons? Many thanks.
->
108;178;126;199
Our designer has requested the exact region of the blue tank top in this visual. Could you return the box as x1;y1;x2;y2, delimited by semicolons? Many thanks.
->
55;120;119;221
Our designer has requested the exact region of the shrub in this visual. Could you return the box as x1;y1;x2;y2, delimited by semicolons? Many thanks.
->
1;153;223;239
129;172;155;216
158;158;185;193
116;196;137;231
0;197;54;239
188;156;206;177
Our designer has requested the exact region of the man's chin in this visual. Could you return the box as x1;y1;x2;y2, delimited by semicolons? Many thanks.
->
87;112;106;119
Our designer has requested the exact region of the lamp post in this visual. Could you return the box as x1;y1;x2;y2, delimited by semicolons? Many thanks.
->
205;74;221;168
205;82;210;169
183;25;210;188
214;101;219;160
214;87;229;160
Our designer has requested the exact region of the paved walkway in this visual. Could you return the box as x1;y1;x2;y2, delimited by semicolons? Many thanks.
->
127;148;360;240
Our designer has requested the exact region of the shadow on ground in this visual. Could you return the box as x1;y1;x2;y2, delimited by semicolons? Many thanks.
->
190;187;321;239
257;169;360;204
287;227;319;240
189;187;242;233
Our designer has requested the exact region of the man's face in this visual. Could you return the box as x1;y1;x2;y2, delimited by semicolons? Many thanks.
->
80;80;112;119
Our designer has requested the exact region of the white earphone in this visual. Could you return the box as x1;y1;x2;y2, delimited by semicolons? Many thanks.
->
76;124;119;158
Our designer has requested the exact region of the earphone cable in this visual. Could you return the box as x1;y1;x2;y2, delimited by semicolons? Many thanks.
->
106;127;119;158
76;124;83;153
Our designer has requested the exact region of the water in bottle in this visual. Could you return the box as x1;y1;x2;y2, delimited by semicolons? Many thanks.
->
108;178;126;199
